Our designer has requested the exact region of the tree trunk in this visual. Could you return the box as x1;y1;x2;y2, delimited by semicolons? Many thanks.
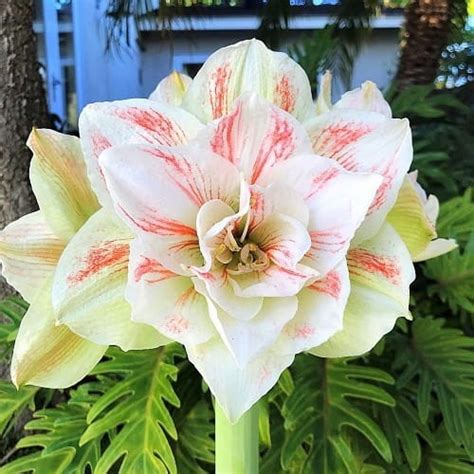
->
396;0;455;89
0;0;50;296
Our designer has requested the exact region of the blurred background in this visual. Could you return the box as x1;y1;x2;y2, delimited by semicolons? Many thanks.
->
22;0;474;129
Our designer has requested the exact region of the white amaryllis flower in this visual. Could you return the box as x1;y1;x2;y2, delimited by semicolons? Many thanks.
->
75;40;417;421
0;39;455;423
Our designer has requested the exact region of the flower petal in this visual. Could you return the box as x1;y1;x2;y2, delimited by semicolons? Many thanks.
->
334;81;392;118
315;71;332;115
277;259;350;354
266;154;382;276
203;294;298;367
0;212;65;302
100;142;241;274
12;280;106;388
388;172;457;262
306;110;412;242
230;263;318;298
387;174;437;259
28;129;100;240
186;337;294;422
311;223;415;358
127;239;215;345
193;268;263;321
149;71;192;106
183;39;313;122
196;180;251;272
79;98;203;207
248;184;309;232
414;238;458;262
198;93;313;184
249;213;311;269
53;209;167;350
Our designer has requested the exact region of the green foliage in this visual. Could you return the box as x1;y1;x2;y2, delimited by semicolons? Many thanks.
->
0;297;27;351
281;356;395;473
419;427;473;474
170;361;214;473
288;27;338;93
0;382;37;439
388;84;468;119
81;346;181;473
422;189;474;314
393;317;474;457
424;244;474;314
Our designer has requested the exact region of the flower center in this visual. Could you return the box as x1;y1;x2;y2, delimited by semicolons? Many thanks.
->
215;227;270;275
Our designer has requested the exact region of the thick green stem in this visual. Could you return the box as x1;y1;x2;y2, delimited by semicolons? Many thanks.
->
215;401;259;474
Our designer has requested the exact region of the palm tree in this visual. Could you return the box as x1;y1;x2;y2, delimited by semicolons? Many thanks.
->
0;0;50;296
395;0;465;89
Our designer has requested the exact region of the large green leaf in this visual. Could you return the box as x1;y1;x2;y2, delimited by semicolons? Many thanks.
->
0;448;76;474
171;360;214;474
0;381;37;437
394;317;474;458
281;355;395;473
80;345;181;474
377;387;433;472
418;427;473;474
436;188;474;246
0;381;107;474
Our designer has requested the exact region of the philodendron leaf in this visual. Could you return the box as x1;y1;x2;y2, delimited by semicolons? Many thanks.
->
0;448;76;474
393;317;474;458
281;355;395;473
171;360;214;474
0;381;37;437
0;380;106;474
80;345;181;474
377;387;433;471
418;427;473;474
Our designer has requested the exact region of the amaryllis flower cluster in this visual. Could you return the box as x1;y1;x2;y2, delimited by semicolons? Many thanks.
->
0;40;456;421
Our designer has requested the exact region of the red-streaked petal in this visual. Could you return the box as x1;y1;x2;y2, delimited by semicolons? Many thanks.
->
248;184;309;232
198;94;313;184
266;154;382;276
182;39;313;123
249;213;311;269
277;260;350;354
52;209;167;350
100;142;241;273
127;239;215;346
306;110;412;242
79;98;203;207
229;263;318;298
192;268;263;321
311;223;415;358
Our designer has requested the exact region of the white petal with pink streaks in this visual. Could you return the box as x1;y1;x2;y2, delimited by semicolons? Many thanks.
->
79;98;203;207
266;154;382;276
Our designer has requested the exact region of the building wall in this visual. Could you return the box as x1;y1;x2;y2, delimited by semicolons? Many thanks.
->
72;0;142;113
